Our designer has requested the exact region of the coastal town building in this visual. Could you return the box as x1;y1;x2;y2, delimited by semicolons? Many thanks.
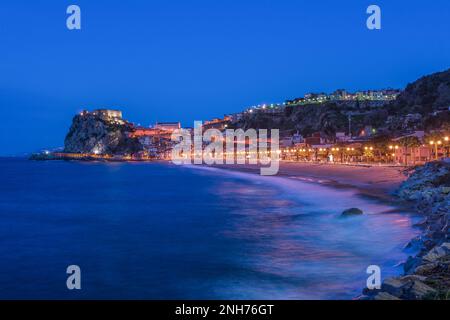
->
285;89;401;106
154;122;181;132
131;127;161;137
243;103;285;115
393;146;432;165
79;109;125;124
129;126;177;159
393;130;426;141
304;135;321;146
203;116;232;131
335;132;351;143
359;125;377;137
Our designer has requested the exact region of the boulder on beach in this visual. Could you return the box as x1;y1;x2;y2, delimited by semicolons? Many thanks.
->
380;275;437;300
403;256;423;274
422;242;450;263
341;208;364;216
360;160;450;300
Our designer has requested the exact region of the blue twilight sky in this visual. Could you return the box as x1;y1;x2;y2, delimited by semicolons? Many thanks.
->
0;0;449;155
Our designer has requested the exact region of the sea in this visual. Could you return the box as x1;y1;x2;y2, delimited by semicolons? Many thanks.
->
0;158;420;299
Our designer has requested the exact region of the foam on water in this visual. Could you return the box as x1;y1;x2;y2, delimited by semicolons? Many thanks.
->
0;159;420;299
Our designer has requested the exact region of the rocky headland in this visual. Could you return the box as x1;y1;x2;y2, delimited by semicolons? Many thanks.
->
64;112;143;155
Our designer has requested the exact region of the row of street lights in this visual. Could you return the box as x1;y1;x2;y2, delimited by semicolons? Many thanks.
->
253;135;450;163
429;136;449;159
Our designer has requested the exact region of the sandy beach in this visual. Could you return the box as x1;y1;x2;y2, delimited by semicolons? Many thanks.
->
212;162;409;200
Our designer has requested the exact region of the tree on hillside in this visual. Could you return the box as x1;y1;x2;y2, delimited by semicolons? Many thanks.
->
369;134;393;161
424;131;445;144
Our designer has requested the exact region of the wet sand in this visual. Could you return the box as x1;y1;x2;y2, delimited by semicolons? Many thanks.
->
211;162;409;201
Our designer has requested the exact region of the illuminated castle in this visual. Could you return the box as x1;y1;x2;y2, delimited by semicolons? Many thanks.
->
79;109;124;123
92;109;123;120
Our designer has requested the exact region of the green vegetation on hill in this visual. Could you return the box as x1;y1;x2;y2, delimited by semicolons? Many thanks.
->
233;68;450;138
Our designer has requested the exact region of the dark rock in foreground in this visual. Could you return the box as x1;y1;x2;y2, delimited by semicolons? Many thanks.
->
363;161;450;300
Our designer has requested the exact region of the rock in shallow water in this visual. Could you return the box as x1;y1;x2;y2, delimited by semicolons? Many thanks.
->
341;208;364;216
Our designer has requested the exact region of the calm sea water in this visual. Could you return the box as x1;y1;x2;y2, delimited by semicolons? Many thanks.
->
0;158;419;299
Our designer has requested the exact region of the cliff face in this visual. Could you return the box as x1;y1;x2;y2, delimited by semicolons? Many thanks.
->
64;113;143;154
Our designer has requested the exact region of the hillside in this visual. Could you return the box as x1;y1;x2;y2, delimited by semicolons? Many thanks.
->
391;68;450;115
233;68;450;138
386;68;450;132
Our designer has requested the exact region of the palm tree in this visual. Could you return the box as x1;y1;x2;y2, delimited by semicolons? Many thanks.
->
370;134;393;162
397;136;421;165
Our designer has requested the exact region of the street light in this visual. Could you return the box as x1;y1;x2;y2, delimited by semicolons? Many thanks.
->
444;137;449;157
429;140;440;160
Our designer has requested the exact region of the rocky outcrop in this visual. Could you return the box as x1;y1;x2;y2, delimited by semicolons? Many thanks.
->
64;113;143;155
397;161;450;215
380;275;437;300
363;161;450;300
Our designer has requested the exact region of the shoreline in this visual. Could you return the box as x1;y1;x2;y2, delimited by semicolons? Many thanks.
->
210;162;409;203
206;162;447;299
29;152;408;200
366;161;450;300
